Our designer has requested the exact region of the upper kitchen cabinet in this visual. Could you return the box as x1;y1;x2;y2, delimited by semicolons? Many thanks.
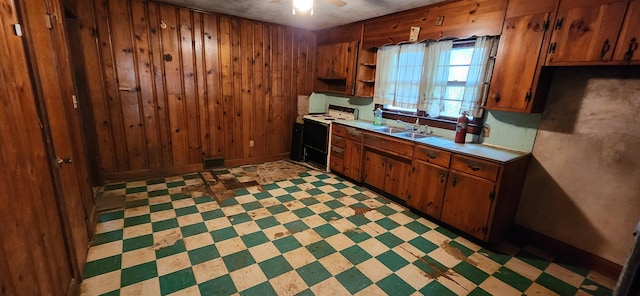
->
613;0;640;64
315;41;359;95
487;0;559;112
546;0;628;65
315;24;362;95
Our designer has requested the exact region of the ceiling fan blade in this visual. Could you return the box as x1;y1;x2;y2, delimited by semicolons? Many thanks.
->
325;0;347;7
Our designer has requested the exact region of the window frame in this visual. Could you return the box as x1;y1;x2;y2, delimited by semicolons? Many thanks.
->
377;39;486;135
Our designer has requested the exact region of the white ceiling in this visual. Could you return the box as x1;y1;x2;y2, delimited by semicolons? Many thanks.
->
153;0;447;30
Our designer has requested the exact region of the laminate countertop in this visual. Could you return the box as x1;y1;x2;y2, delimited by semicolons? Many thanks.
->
334;119;530;164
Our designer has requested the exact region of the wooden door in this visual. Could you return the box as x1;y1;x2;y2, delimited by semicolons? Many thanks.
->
1;0;76;293
65;16;99;227
65;16;102;186
19;0;90;276
487;12;551;111
613;0;640;63
343;140;363;182
547;0;627;64
363;151;387;191
385;158;411;201
441;172;495;240
407;161;448;219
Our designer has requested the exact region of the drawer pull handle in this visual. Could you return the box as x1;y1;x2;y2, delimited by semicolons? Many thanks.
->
439;174;445;183
624;37;638;63
428;153;437;159
600;39;611;61
452;176;457;187
468;165;481;171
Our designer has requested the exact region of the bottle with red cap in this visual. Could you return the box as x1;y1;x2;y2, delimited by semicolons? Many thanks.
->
454;111;469;144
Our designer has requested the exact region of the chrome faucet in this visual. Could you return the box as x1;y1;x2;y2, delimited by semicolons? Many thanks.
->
396;119;417;131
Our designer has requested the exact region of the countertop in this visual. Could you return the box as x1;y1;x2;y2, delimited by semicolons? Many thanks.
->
334;119;530;164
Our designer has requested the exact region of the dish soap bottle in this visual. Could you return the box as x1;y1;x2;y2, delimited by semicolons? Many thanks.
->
373;108;383;126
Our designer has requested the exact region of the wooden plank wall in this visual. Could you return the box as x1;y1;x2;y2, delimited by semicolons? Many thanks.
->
76;0;315;180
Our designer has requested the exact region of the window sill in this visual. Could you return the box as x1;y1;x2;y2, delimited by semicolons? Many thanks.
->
381;109;483;135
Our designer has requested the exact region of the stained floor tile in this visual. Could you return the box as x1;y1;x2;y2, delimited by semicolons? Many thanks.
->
81;161;616;295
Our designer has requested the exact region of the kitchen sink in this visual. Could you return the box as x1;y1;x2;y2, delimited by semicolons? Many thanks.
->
395;132;430;139
372;126;406;134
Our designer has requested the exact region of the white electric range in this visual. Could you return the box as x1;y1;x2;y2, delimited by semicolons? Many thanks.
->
302;105;358;171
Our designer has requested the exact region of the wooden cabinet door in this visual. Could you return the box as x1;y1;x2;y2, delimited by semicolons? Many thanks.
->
407;161;448;219
547;0;627;64
385;158;411;201
316;41;357;79
613;0;640;63
363;151;387;191
487;12;551;111
343;140;363;182
441;172;495;240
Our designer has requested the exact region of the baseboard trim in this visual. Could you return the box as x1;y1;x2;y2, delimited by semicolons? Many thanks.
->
512;225;622;280
224;153;290;168
103;163;203;182
102;154;291;183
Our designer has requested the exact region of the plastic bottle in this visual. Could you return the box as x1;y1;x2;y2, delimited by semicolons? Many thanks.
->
373;108;383;126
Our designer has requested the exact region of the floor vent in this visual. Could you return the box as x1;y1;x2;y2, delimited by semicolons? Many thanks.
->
203;157;224;169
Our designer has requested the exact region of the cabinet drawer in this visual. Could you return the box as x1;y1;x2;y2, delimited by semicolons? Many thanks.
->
331;135;346;149
330;146;345;160
330;155;344;173
363;133;414;157
450;155;500;181
344;127;363;141
413;145;451;168
332;124;347;137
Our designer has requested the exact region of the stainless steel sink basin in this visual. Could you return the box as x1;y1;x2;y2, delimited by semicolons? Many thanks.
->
395;132;429;139
372;126;406;134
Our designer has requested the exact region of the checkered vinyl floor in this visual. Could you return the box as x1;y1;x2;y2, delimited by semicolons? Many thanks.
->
80;166;616;295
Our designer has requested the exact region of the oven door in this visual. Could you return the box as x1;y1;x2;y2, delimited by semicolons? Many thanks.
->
303;119;329;168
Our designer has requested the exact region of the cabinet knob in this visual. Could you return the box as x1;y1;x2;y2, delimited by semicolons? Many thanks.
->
492;92;500;103
600;39;611;61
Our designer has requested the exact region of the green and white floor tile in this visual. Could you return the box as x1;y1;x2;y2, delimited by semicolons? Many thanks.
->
81;166;617;295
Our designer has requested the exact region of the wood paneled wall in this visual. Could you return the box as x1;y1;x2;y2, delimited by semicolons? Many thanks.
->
76;0;315;180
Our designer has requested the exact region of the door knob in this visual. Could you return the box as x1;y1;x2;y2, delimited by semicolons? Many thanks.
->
57;157;73;165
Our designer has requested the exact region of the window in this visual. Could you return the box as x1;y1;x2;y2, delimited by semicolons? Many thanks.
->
374;37;496;122
441;43;474;117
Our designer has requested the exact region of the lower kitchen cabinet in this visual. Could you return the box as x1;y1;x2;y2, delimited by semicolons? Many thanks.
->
330;124;363;182
407;160;449;219
363;150;411;201
363;151;387;191
441;172;495;240
384;157;411;201
338;124;530;243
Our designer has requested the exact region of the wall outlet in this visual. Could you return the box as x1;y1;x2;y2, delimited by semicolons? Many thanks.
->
249;140;255;147
436;16;445;26
483;127;491;138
